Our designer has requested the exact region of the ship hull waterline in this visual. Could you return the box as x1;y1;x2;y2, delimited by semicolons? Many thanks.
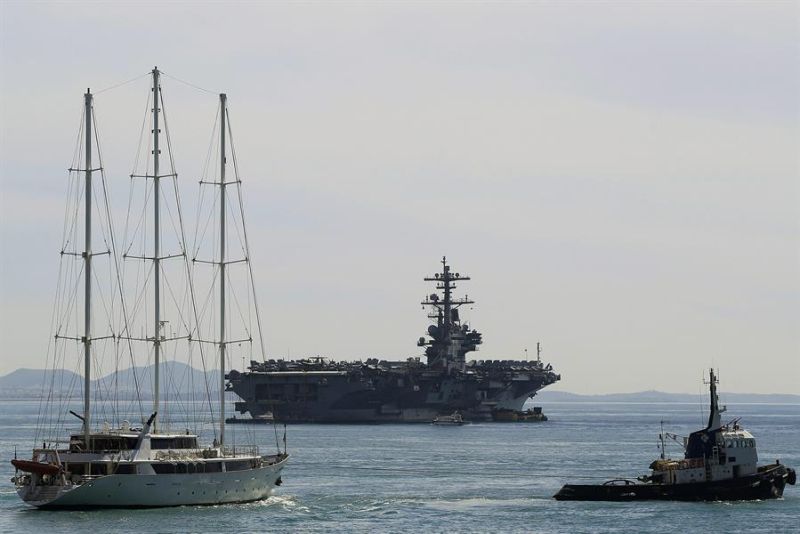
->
18;457;288;509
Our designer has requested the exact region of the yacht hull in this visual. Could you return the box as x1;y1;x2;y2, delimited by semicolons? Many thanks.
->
19;457;287;509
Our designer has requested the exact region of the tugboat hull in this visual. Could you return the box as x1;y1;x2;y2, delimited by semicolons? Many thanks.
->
554;464;795;501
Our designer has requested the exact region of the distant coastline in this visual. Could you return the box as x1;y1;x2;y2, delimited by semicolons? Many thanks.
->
533;390;800;405
1;367;798;404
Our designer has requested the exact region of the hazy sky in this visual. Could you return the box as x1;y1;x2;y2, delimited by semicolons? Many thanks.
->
1;1;798;394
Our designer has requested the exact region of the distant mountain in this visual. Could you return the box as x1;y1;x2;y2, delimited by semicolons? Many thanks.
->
0;362;219;399
96;361;219;395
0;368;81;390
533;390;800;404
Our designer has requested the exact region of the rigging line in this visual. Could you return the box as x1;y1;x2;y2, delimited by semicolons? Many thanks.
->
113;338;119;426
61;169;86;256
186;340;197;432
191;267;221;344
34;252;68;446
91;266;116;337
160;188;187;255
121;176;136;264
192;104;220;258
159;82;180;177
195;262;219;320
193;265;220;333
227;109;267;360
160;70;219;96
129;180;151;286
54;262;85;334
36;155;79;430
163;344;193;429
63;107;85;248
192;182;207;259
121;263;155;332
188;266;220;436
93;341;116;423
52;354;82;443
160;263;194;335
123;87;154;265
226;267;254;339
90;108;116;254
69;102;85;172
157;88;192;255
94;71;150;95
160;87;219;439
226;106;277;450
225;190;248;259
122;177;155;256
59;170;76;252
51;258;71;334
130;88;152;175
193;192;219;259
194;152;218;260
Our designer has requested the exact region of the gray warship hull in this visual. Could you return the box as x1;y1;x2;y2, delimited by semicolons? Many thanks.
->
228;359;560;423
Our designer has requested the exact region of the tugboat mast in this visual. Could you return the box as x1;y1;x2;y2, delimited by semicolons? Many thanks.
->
705;368;725;431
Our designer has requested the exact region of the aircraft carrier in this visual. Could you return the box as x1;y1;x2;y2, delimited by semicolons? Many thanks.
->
226;258;560;422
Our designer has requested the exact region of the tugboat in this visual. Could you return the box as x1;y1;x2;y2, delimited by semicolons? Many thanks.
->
554;369;796;501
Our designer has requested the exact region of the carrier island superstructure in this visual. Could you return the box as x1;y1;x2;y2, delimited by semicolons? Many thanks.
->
226;258;561;422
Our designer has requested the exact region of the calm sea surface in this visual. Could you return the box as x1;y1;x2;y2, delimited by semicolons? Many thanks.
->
1;400;798;533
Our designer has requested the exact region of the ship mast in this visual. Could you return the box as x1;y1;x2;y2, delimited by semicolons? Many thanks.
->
219;92;227;447
152;67;162;433
83;89;93;447
706;368;725;430
420;257;477;371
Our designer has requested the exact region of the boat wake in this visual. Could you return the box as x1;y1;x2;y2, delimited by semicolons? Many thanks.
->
245;494;311;514
419;496;535;511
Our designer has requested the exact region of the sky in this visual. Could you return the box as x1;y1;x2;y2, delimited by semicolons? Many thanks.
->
1;1;798;395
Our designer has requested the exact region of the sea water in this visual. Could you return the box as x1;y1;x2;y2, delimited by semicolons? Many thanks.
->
1;401;797;533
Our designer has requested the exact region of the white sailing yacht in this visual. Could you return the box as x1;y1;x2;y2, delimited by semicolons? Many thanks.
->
11;68;288;508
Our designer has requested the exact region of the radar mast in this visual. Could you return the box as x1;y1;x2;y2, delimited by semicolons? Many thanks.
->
418;257;482;372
